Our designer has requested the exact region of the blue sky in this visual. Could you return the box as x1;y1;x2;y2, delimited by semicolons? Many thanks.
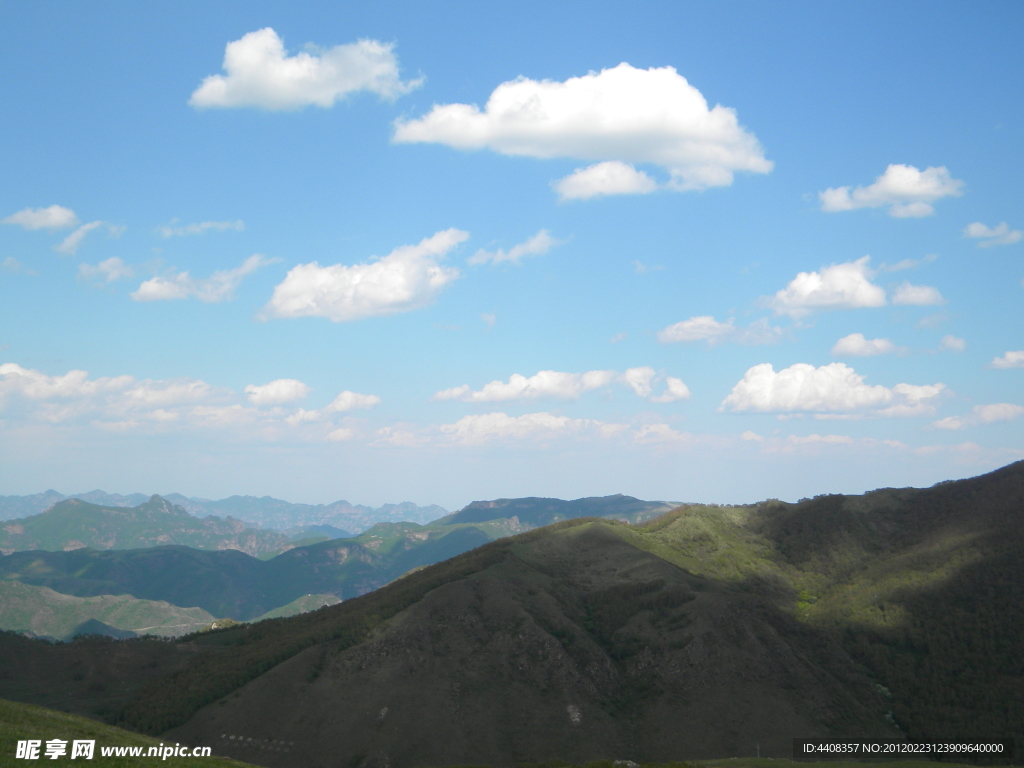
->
1;1;1022;509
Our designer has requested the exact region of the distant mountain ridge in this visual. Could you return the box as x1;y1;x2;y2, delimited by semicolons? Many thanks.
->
0;522;496;619
0;494;690;624
436;493;679;527
0;496;292;557
0;580;217;640
0;490;449;533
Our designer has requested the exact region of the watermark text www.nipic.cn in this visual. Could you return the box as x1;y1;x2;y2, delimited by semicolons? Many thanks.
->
15;740;213;760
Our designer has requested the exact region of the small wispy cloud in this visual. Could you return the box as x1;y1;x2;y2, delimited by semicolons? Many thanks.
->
468;230;561;266
2;205;79;230
938;335;966;352
658;316;783;345
2;257;36;276
78;257;134;284
56;221;104;255
632;261;663;274
962;221;1022;247
819;164;963;218
131;254;277;303
157;219;245;237
878;253;937;272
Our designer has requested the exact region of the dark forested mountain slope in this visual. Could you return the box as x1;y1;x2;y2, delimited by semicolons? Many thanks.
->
746;460;1024;745
159;521;892;766
2;462;1022;767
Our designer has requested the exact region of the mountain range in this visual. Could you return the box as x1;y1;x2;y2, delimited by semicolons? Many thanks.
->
0;490;449;533
0;493;676;633
1;464;1022;766
0;495;292;558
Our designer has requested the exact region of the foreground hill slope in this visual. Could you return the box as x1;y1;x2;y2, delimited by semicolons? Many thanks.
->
0;697;258;768
154;520;893;766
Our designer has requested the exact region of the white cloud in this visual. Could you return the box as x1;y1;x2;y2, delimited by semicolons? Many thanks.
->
720;362;944;416
56;221;103;255
632;423;693;444
657;315;782;345
990;350;1024;369
245;378;310;405
326;427;355;442
78;257;134;284
480;313;496;327
372;425;425;447
0;363;134;405
158;219;244;237
765;256;886;317
621;366;656;397
975;403;1024;423
433;366;688;404
285;408;322;425
933;402;1024;430
393;62;772;197
123;379;218;407
963;221;1022;247
891;281;944;306
189;28;421;110
819;164;963;217
468;229;560;265
649;376;691;403
0;362;366;442
433;369;616;402
0;363;226;426
131;254;275;303
2;205;78;230
326;390;381;412
261;229;466;321
439;411;598;445
658;315;734;344
831;333;897;357
939;335;966;352
740;430;763;441
553;161;658;201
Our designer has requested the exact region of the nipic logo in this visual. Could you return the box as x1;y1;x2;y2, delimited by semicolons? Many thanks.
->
14;739;212;759
16;739;94;759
